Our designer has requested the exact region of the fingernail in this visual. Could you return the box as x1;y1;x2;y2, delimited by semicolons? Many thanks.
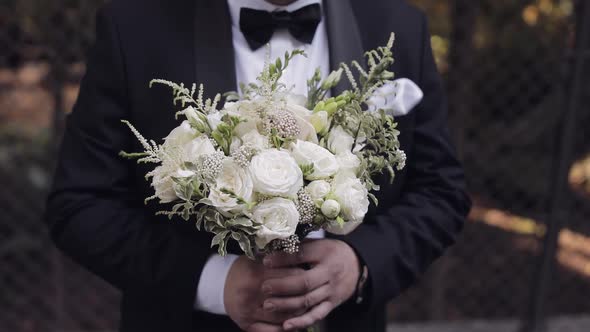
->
263;301;275;312
262;284;272;295
284;323;293;330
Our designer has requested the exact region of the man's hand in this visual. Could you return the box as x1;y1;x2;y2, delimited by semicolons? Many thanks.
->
261;239;361;331
224;256;306;332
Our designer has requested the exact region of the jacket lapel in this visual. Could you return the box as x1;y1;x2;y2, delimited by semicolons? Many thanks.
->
323;0;365;95
194;1;237;98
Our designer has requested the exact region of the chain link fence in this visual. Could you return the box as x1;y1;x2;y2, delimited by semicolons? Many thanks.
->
1;0;588;331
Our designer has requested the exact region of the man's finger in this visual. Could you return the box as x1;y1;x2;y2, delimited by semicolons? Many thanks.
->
263;242;322;268
264;284;330;313
263;267;305;279
247;322;285;332
262;266;329;297
283;301;333;331
253;306;304;325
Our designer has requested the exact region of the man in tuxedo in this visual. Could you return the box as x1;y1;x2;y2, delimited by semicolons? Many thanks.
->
45;0;471;331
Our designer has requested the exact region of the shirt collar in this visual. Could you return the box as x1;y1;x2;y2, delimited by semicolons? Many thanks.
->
226;0;322;27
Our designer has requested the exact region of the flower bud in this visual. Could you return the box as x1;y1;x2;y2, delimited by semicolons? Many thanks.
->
306;180;331;204
313;101;326;113
310;111;329;133
321;199;341;219
325;102;338;115
321;68;343;90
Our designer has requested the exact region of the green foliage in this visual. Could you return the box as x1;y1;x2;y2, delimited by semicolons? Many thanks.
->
327;33;406;192
240;49;306;98
195;207;260;259
306;68;343;109
210;114;243;155
119;120;162;164
299;163;315;178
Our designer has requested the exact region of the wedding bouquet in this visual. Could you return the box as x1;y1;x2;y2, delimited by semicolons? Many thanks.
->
121;34;410;259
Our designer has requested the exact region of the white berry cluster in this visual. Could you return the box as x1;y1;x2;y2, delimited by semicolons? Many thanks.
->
263;110;301;138
296;189;317;224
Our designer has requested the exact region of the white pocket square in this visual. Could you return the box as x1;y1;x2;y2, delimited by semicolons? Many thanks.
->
366;78;424;117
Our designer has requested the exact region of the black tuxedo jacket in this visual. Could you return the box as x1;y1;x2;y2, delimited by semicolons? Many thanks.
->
45;0;471;331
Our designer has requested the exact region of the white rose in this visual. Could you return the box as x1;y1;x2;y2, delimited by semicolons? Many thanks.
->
310;111;329;133
325;172;369;235
321;199;341;219
253;198;300;249
151;166;177;203
164;121;197;147
290;140;339;180
249;149;303;197
306;180;331;204
327;126;355;154
208;159;254;215
241;130;269;150
336;151;361;175
181;136;217;163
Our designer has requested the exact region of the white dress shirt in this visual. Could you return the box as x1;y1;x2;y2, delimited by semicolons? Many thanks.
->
194;0;328;315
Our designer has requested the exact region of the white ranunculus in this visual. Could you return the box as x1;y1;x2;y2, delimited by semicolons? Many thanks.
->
310;111;329;133
253;198;300;249
325;172;369;235
290;140;339;180
164;121;197;147
241;130;269;150
151;166;177;203
321;199;341;219
249;149;303;197
327;126;355;154
208;159;254;215
306;180;331;204
336;151;361;175
181;136;217;163
207;111;223;131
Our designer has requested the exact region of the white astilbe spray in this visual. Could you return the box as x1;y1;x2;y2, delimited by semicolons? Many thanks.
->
119;120;163;164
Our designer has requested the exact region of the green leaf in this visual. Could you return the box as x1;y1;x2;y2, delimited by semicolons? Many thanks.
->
212;230;230;247
218;236;230;256
275;57;282;70
232;217;253;228
181;206;191;221
368;193;378;206
232;232;255;259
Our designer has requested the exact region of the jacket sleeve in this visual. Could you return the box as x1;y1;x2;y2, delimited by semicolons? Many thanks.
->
44;6;211;325
341;13;472;309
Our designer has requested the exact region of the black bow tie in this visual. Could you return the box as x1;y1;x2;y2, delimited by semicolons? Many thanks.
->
239;3;322;50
